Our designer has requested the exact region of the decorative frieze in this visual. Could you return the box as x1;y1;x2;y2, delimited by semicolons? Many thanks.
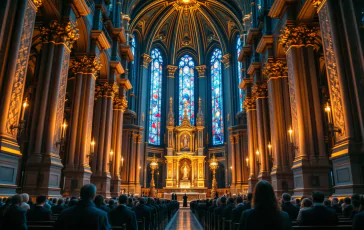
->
221;54;231;69
252;83;268;99
262;60;288;80
279;25;318;51
141;53;152;68
72;56;102;76
243;97;256;111
195;65;206;78
166;65;178;78
40;21;79;50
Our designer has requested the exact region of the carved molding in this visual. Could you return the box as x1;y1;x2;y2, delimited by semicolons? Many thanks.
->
132;132;143;144
72;56;102;75
40;21;79;50
141;53;152;68
252;83;268;99
30;0;43;11
114;96;128;113
262;60;288;80
95;85;103;99
72;0;91;16
312;0;323;8
221;54;231;69
101;82;119;98
279;24;319;51
243;97;256;111
166;65;178;78
195;65;206;78
91;30;112;50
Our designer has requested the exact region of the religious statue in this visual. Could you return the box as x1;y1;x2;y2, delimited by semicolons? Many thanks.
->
181;134;189;150
181;161;190;180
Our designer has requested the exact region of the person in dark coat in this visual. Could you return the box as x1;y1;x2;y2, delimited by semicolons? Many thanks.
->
222;197;235;220
51;199;65;215
27;195;52;221
55;184;111;230
0;197;12;225
243;193;253;210
353;209;364;230
331;197;342;214
281;193;299;220
109;195;138;230
94;195;110;213
239;181;291;230
133;198;152;230
1;194;27;230
214;196;227;215
232;196;245;223
299;191;338;226
183;194;188;207
342;197;353;217
175;194;178;201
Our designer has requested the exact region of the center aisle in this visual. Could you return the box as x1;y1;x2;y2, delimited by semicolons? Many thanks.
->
164;207;204;230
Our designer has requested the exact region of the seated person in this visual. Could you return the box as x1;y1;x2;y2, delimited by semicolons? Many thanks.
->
214;196;227;216
331;197;342;214
109;195;138;230
52;198;65;215
27;195;52;221
299;191;338;226
133;198;152;230
297;198;312;222
1;194;27;230
94;195;110;213
281;193;299;220
352;195;364;230
222;197;235;220
232;196;244;223
342;197;353;217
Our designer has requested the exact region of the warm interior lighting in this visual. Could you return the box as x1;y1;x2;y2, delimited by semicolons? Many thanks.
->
246;157;249;164
256;150;260;156
325;103;331;113
23;99;28;108
62;121;67;130
230;166;233;169
91;139;95;146
268;143;272;149
110;149;114;156
288;128;293;135
139;166;141;169
182;0;190;3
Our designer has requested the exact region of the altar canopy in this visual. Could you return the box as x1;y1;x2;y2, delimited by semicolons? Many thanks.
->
164;98;206;189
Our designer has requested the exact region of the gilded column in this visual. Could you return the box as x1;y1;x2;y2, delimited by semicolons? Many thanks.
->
279;24;330;196
229;134;237;192
0;0;42;194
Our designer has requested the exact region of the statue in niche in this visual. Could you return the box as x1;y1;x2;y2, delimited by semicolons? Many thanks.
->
180;161;190;180
181;134;190;151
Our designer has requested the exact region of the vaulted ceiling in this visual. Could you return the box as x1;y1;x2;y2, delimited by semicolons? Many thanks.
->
127;0;247;64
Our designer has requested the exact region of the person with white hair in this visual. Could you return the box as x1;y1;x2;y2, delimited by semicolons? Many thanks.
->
20;193;30;211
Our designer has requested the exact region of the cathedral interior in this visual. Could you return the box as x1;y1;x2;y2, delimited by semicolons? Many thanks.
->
0;0;363;199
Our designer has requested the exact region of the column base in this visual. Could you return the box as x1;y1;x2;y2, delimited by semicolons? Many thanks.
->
91;172;111;198
110;177;121;198
292;156;331;198
0;136;21;195
23;154;64;197
270;169;294;197
331;142;364;196
248;177;258;193
63;165;92;197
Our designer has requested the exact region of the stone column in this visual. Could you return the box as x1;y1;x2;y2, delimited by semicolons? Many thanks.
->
91;82;118;197
0;0;42;195
263;60;294;196
242;81;258;192
279;24;330;196
229;134;237;192
23;19;78;197
63;55;101;197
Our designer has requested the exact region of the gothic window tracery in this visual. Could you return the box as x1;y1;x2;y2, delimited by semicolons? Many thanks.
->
236;35;245;111
148;48;163;145
211;48;224;145
178;54;195;124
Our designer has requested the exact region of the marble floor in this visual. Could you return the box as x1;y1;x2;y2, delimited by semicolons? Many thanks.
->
165;207;204;230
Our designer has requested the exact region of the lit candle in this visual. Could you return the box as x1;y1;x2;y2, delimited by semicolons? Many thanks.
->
110;149;114;158
91;139;95;153
61;121;67;139
21;98;28;120
121;156;124;167
245;157;249;166
325;103;332;123
288;127;293;143
268;142;272;156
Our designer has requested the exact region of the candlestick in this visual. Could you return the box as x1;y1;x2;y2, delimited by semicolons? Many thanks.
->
91;139;95;153
325;103;332;123
61;121;67;139
288;127;293;143
21;98;28;120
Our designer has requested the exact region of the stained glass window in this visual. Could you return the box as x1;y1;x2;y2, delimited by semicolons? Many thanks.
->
131;37;136;64
179;55;195;124
211;48;224;145
148;48;163;145
236;35;245;111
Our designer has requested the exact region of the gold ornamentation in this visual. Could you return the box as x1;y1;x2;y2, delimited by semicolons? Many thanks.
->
166;65;178;78
141;53;152;68
94;85;103;99
167;97;174;126
279;25;318;51
31;0;43;11
229;135;236;144
195;65;206;78
114;96;128;113
39;21;79;50
220;54;231;69
72;56;102;75
243;97;256;111
101;82;119;98
196;97;204;126
132;132;143;144
252;83;268;99
312;0;322;8
262;60;288;79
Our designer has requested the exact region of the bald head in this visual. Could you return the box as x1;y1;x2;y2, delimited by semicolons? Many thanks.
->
80;184;97;200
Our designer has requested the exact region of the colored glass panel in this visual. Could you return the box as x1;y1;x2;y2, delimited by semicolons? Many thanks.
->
211;48;224;145
236;35;245;111
131;37;136;64
178;55;195;124
148;48;163;145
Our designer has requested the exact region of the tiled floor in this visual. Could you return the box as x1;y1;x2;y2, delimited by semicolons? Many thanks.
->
165;207;204;230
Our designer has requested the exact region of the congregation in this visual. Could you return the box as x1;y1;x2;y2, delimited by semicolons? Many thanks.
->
0;184;179;230
191;181;364;230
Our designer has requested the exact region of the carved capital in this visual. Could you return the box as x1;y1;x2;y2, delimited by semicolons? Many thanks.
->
72;56;102;75
252;83;268;99
132;133;143;144
95;85;103;99
31;0;43;11
229;135;236;144
141;53;152;68
40;21;79;50
166;65;178;78
312;0;323;8
279;24;318;51
114;96;128;112
195;65;206;78
243;97;256;111
262;60;288;79
101;82;119;98
220;54;231;69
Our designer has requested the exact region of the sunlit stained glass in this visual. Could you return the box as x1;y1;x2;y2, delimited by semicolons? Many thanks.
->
211;48;224;145
131;37;136;64
236;35;245;111
148;48;163;145
178;55;195;124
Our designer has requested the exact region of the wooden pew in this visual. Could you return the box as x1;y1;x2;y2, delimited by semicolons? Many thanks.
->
137;217;145;230
27;221;55;230
292;226;352;230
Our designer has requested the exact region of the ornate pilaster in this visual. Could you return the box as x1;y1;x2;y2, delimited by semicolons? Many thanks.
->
141;53;152;68
166;98;175;156
196;98;205;156
195;65;206;78
279;24;319;52
166;65;178;78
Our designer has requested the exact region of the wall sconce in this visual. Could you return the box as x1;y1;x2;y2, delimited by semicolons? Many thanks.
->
256;149;261;172
324;102;342;134
109;149;114;172
288;127;298;161
10;98;28;137
56;120;67;151
245;157;249;169
268;142;274;169
87;139;95;165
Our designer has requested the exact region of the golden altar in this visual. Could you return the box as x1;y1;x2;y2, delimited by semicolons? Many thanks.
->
164;99;206;189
